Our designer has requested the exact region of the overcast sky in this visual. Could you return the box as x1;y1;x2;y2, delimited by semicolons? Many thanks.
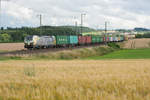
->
1;0;150;29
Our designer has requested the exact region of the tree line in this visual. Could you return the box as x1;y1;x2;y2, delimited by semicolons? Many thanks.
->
136;32;150;38
0;26;94;43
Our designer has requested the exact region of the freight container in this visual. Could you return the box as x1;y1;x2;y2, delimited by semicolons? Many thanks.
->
105;36;108;42
109;37;113;42
91;36;97;43
107;37;109;42
110;37;113;42
68;36;78;45
78;36;86;45
97;35;102;43
109;37;111;42
105;37;107;42
100;36;104;43
85;36;92;44
92;35;101;43
103;36;106;42
55;35;68;45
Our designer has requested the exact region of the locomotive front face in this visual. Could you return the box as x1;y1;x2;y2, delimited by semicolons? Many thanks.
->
24;36;34;48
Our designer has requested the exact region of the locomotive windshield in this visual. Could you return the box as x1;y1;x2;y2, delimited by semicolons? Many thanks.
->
25;36;33;41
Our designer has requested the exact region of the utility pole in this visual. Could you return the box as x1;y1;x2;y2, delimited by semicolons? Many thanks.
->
81;13;86;35
105;21;107;35
73;16;78;34
39;14;42;27
40;14;42;35
105;21;107;45
75;21;78;34
37;14;42;34
0;0;9;32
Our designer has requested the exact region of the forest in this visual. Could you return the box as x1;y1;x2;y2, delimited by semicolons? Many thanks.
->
0;26;95;43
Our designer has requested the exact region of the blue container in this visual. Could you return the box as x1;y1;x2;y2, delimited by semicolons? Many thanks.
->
68;36;78;44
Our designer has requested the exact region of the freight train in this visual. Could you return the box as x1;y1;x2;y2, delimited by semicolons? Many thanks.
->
24;35;124;49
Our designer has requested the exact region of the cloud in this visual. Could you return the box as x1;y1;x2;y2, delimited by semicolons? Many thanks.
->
1;0;150;29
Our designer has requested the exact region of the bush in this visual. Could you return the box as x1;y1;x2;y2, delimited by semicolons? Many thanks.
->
31;46;117;60
0;33;11;42
108;43;120;49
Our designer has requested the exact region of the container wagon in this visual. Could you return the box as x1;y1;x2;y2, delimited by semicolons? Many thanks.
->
55;35;68;47
100;36;104;43
85;36;92;44
68;35;78;46
78;36;86;45
24;34;125;50
92;35;102;44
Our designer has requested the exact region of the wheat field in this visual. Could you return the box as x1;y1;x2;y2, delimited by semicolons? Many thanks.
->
0;60;150;100
123;38;150;49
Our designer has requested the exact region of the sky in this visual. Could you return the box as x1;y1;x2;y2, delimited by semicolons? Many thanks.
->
1;0;150;29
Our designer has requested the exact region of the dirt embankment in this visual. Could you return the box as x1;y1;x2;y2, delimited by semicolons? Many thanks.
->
123;38;150;49
0;43;24;51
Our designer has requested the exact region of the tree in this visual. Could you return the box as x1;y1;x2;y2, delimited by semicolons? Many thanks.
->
0;33;11;42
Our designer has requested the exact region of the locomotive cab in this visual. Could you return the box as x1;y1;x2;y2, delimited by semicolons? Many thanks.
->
24;35;39;49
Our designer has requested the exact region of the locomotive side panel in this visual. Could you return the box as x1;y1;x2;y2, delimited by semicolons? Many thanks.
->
36;36;56;48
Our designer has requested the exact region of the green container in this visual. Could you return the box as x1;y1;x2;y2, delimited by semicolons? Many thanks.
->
100;37;104;42
56;35;68;45
68;36;78;44
92;36;97;43
96;36;101;43
92;35;101;43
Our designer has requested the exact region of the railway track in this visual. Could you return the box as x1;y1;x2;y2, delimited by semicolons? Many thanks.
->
0;44;103;56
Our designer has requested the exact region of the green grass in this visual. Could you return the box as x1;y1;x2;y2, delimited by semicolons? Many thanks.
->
0;50;8;53
2;47;150;61
0;46;115;61
0;56;22;61
86;48;150;59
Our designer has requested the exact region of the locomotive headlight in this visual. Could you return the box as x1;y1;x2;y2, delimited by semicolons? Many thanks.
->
29;41;34;45
25;41;33;45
